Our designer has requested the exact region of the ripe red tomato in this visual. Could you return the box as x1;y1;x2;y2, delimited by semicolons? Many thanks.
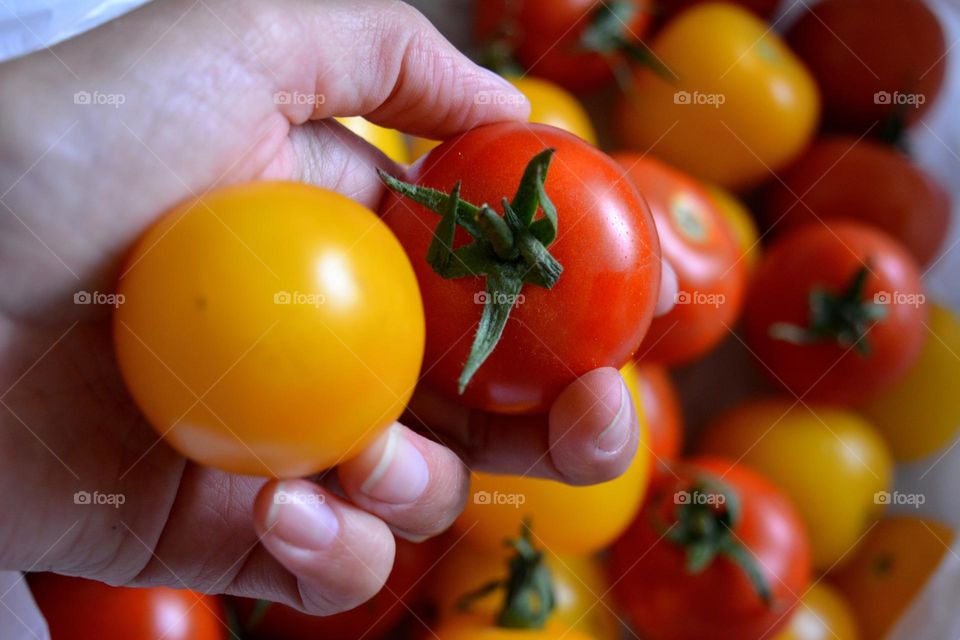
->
761;136;951;266
473;0;653;93
622;360;684;461
786;0;946;135
743;222;926;404
29;574;225;640
613;153;746;366
237;538;436;640
608;457;811;640
380;123;661;414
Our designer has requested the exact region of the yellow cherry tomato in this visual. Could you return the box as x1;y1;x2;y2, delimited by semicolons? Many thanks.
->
615;3;819;189
831;517;953;640
774;583;859;640
408;135;441;161
336;116;409;164
432;614;594;640
863;303;960;461
114;182;425;477
708;185;761;271
698;398;893;569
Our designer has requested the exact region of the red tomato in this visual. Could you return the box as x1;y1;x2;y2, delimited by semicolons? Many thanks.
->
761;136;951;266
238;538;436;640
786;0;946;134
743;222;926;404
381;123;661;414
622;360;684;461
608;457;811;640
29;574;225;640
613;153;746;366
473;0;653;93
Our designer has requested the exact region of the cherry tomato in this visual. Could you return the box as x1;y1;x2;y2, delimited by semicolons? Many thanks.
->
774;583;859;640
621;360;683;462
381;123;661;414
432;614;594;640
742;222;926;405
237;538;436;640
608;457;811;640
336;117;409;164
786;0;946;135
29;574;225;640
615;3;819;189
115;182;425;477
761;136;951;266
863;304;960;461
830;517;953;640
614;153;746;366
698;398;893;569
659;0;780;20
474;0;653;93
708;185;760;273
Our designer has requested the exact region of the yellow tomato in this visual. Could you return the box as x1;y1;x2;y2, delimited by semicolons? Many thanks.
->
698;398;893;569
408;135;441;161
114;182;425;477
336;116;409;164
432;614;594;640
774;583;859;640
615;3;819;189
863;303;960;461
831;517;953;640
708;185;761;271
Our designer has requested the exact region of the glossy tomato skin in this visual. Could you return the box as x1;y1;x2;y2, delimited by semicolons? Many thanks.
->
786;0;946;133
608;458;811;640
621;360;683;462
29;574;225;640
381;123;661;414
336;117;409;164
743;222;926;405
115;182;425;477
761;137;951;266
614;153;746;366
474;0;653;93
773;583;859;640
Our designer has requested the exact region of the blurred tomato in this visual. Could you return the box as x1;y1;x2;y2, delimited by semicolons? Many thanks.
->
831;517;953;640
608;457;811;640
614;153;746;365
29;574;225;640
786;0;946;135
622;360;683;462
743;222;926;404
708;184;760;273
774;583;859;640
336;116;409;164
761;137;950;266
698;398;893;569
863;304;960;461
660;0;780;19
615;3;819;189
432;614;594;639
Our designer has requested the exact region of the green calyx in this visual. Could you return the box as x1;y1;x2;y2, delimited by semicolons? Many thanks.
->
378;149;563;393
663;479;773;606
770;265;887;357
580;0;672;84
456;522;556;629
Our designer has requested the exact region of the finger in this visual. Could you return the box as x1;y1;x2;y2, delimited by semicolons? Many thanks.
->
337;423;469;541
406;367;639;486
656;258;678;317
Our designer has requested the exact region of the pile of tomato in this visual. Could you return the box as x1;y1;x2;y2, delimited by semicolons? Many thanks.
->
33;0;959;639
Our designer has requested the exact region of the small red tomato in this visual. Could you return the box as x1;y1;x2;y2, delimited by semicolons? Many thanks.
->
743;222;926;404
473;0;653;93
760;136;951;266
622;360;684;461
786;0;946;135
381;123;661;414
29;574;225;640
613;153;746;366
608;457;812;640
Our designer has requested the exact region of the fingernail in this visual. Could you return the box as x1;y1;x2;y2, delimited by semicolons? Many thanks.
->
596;377;631;454
267;483;339;550
360;426;429;505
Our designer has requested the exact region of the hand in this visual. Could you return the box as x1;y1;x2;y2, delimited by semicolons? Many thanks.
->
0;0;655;624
